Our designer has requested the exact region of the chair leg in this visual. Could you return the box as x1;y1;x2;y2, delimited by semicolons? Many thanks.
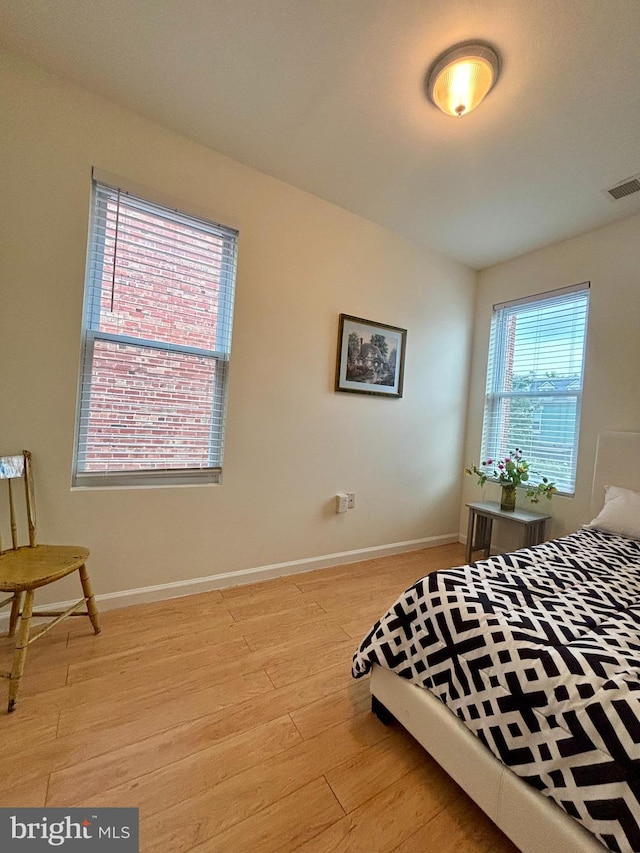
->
8;592;23;637
8;589;34;713
79;564;101;635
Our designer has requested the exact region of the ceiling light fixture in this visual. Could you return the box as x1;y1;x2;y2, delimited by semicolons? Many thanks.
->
426;41;500;118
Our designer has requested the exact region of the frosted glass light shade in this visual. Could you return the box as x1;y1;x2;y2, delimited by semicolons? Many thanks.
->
427;43;500;117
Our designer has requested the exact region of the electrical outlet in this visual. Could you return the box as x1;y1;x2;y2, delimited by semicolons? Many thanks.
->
346;492;356;509
335;493;349;513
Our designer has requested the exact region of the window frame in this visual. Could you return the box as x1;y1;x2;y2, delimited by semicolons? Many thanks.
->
480;282;590;497
72;173;238;489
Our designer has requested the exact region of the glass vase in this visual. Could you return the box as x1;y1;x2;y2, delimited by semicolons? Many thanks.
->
500;484;516;512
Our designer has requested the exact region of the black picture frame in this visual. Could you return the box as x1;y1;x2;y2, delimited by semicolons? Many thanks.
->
335;314;407;397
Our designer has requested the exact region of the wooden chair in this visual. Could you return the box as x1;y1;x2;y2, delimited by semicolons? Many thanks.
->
0;450;100;712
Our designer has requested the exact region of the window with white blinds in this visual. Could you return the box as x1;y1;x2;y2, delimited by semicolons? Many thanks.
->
480;283;590;495
73;178;238;487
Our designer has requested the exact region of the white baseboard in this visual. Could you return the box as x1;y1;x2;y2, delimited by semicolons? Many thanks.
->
0;533;460;620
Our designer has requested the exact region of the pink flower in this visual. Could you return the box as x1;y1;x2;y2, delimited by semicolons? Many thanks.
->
498;462;504;469
486;458;493;465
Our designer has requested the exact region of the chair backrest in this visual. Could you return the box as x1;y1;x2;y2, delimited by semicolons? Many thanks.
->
0;451;36;553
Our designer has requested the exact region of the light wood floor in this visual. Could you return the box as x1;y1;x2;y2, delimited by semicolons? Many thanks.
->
1;543;520;852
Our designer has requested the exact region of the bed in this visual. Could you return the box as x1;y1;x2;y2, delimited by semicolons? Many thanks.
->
353;432;640;853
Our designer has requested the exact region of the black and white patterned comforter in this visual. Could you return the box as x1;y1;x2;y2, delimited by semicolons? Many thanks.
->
352;528;640;853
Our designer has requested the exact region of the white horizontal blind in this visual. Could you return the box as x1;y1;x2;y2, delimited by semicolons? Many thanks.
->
73;180;238;487
481;284;589;495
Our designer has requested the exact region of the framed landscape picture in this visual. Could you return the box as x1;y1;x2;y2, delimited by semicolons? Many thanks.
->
335;314;407;397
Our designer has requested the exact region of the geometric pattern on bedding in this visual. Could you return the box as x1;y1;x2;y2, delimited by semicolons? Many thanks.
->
352;528;640;853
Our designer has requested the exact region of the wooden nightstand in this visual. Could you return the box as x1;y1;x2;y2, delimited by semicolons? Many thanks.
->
465;501;551;563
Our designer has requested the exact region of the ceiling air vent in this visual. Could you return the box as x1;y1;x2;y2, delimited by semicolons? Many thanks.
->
605;175;640;201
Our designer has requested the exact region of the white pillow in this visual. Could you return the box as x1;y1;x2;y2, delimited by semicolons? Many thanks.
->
587;485;640;540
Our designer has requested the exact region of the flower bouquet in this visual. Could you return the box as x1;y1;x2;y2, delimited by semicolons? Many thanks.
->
465;448;556;511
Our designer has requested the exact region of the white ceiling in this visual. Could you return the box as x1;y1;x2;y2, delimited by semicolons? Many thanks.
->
1;0;640;269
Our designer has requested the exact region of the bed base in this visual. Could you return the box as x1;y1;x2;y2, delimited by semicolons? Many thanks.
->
370;664;606;853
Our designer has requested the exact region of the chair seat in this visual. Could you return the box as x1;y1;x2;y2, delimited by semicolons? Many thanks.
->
0;545;90;592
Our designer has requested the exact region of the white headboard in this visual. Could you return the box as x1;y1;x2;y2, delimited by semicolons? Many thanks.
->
591;431;640;518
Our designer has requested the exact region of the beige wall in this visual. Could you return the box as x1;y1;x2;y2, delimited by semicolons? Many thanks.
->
462;213;640;547
1;51;476;605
